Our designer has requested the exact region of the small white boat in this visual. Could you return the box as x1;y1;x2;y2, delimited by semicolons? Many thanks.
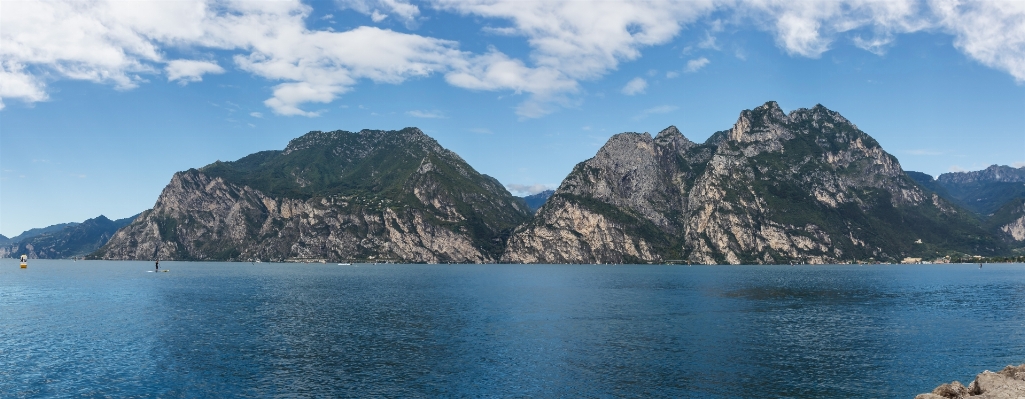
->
338;263;352;266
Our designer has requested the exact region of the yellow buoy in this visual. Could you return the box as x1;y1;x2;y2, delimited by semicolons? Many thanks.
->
20;254;27;268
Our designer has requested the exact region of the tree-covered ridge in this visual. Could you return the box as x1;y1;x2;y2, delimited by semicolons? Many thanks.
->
96;127;531;262
201;128;456;199
196;128;530;257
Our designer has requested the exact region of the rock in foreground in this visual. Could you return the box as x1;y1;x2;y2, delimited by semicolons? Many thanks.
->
916;364;1025;399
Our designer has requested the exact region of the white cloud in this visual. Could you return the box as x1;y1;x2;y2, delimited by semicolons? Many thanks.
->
634;104;678;119
905;149;944;156
444;49;578;118
166;60;224;84
621;77;647;95
436;1;715;78
0;62;48;110
469;128;493;134
949;165;966;172
737;0;925;57
693;20;724;51
434;0;716;116
250;112;263;118
685;57;710;72
506;183;553;196
336;0;420;28
0;0;462;115
263;82;340;117
733;1;1025;81
1013;162;1025;168
232;24;465;115
407;109;445;118
931;0;1025;82
0;0;189;100
3;0;1025;117
445;50;575;94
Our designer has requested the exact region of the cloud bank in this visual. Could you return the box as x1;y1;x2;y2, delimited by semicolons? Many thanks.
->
1;0;1022;115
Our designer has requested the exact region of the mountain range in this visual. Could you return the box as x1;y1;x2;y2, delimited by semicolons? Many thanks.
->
9;102;1021;264
503;102;1010;264
1;215;136;259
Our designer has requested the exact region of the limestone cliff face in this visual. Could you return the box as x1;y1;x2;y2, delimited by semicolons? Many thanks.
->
995;200;1025;242
503;102;999;264
1002;216;1025;241
95;128;531;263
502;126;706;264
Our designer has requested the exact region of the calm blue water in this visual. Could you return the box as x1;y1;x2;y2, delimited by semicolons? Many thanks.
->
1;260;1023;398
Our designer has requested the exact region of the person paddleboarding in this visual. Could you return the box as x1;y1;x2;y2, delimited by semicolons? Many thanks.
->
156;259;159;271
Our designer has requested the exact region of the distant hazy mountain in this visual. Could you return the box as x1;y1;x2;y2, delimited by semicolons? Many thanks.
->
908;166;1025;246
0;234;9;246
521;190;555;212
8;222;80;244
94;128;531;263
905;171;952;198
4;215;136;259
502;102;1002;264
934;165;1025;216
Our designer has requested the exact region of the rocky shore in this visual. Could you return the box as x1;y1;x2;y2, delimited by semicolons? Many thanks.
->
916;364;1025;399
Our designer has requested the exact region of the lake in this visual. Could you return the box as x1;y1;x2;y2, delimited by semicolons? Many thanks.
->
1;260;1023;398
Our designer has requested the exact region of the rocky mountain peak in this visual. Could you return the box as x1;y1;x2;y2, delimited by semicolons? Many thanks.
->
653;125;695;151
654;125;681;139
590;132;656;169
88;215;112;224
594;132;654;160
726;101;792;144
787;104;857;131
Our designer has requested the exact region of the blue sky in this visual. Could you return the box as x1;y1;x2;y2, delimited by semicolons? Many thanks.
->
1;0;1023;237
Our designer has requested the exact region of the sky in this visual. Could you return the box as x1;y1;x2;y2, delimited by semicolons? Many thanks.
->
1;0;1024;237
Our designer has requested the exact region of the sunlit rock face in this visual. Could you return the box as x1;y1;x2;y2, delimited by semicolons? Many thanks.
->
95;128;531;263
503;102;999;264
